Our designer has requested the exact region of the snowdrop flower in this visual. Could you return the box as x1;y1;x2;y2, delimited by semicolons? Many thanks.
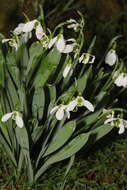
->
63;64;73;78
79;53;95;64
22;20;37;33
14;23;25;35
1;111;24;128
35;23;44;40
48;34;75;53
67;19;79;32
2;38;18;51
105;49;117;66
104;111;116;125
14;20;45;41
50;105;70;120
67;96;94;112
104;111;127;134
114;72;127;88
118;119;127;134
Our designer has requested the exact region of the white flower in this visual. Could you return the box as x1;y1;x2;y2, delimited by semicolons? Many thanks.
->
35;23;44;40
50;105;70;120
67;96;94;112
105;49;117;66
79;53;95;64
22;20;37;33
113;72;127;88
118;119;127;134
104;111;116;125
67;19;79;32
63;64;73;78
104;111;127;134
48;34;75;53
1;111;24;128
2;38;18;51
14;23;25;35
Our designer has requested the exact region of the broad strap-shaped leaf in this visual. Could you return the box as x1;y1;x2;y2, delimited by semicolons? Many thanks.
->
0;132;17;167
15;127;33;182
32;87;45;120
43;120;76;157
35;124;113;180
35;133;89;180
32;125;44;144
0;49;5;87
26;42;45;84
6;51;20;87
77;65;92;94
34;48;61;88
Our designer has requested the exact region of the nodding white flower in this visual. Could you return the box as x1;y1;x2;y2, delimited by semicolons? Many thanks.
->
104;111;116;125
105;49;117;66
22;20;37;33
63;64;73;78
1;111;24;128
35;23;44;40
67;96;94;112
114;73;127;88
118;119;127;134
14;23;25;35
104;111;127;134
67;19;79;32
50;105;70;120
79;53;95;64
48;34;75;53
2;38;18;51
13;20;45;41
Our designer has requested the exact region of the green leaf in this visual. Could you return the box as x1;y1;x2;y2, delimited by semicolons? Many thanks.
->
0;132;17;167
77;66;92;94
26;42;45;84
6;52;20;87
15;127;33;182
32;125;44;143
34;48;61;88
43;120;76;157
76;110;102;132
35;133;89;180
35;124;113;180
32;87;45;120
0;49;5;87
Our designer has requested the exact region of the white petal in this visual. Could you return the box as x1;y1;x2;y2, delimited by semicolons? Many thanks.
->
118;121;125;134
50;106;59;114
2;39;11;43
79;54;84;63
83;100;94;112
62;44;74;53
105;50;117;66
55;107;64;120
48;36;58;49
104;118;117;124
56;35;66;52
35;24;44;40
123;120;127;129
16;113;24;128
67;100;77;111
22;20;37;33
114;73;125;87
1;112;13;122
66;110;70;119
63;64;72;78
14;23;25;34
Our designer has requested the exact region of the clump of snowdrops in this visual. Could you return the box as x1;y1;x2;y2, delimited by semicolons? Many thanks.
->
0;11;126;186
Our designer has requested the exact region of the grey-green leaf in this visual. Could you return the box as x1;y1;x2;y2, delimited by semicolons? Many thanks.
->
43;120;76;157
34;48;61;88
